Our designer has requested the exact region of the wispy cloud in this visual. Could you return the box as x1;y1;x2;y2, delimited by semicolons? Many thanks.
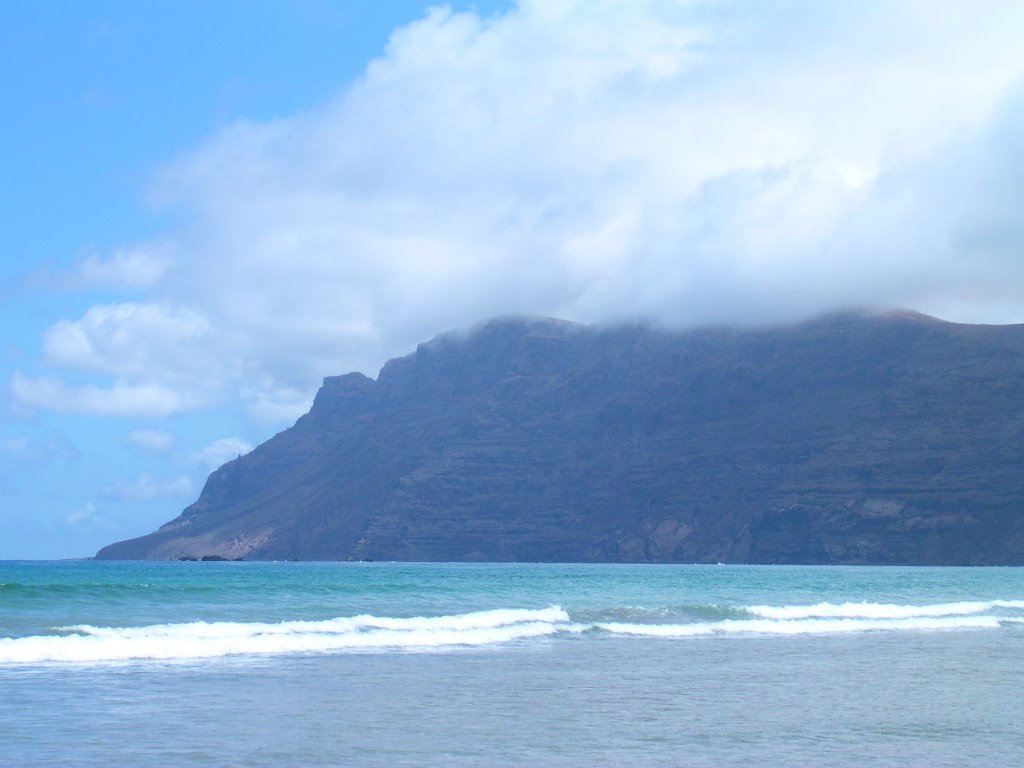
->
193;437;254;472
37;247;172;292
125;427;178;454
103;473;194;502
67;501;99;526
10;372;201;418
0;431;79;467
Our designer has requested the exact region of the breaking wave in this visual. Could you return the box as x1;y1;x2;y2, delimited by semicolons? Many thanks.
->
598;615;1002;637
2;599;1020;665
0;607;570;664
597;599;1023;638
745;600;1024;621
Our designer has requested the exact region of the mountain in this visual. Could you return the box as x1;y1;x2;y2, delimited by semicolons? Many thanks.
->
97;311;1024;564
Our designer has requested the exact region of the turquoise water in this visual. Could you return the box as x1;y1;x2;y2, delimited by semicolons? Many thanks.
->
2;561;1023;765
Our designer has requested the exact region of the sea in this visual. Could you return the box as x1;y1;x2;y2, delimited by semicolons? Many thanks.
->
1;561;1022;767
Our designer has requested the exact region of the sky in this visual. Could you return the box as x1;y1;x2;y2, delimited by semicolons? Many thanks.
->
3;1;1024;559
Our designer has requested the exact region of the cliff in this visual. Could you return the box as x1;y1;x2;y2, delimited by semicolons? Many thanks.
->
97;311;1024;564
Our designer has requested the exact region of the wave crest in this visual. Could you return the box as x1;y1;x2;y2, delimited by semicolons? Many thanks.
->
0;607;570;664
598;615;1002;637
3;599;1020;665
746;600;1024;621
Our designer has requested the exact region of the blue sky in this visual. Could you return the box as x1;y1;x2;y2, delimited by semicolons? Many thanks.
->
1;0;511;558
3;1;1024;559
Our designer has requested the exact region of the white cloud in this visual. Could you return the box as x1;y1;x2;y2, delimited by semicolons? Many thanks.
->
239;383;315;425
27;246;172;293
10;372;201;418
103;473;194;502
193;437;254;472
149;0;1024;340
2;437;30;455
42;302;212;380
125;427;178;454
67;501;98;526
70;247;172;290
16;1;1024;422
0;431;78;467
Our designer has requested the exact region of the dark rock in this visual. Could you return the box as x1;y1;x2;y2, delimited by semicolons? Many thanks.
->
97;311;1024;564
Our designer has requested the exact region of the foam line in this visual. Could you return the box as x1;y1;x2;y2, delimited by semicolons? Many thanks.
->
4;600;1018;665
0;607;570;664
746;600;1024;620
59;606;571;640
598;615;1002;637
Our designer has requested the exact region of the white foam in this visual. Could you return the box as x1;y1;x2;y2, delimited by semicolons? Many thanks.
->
0;607;570;664
598;615;1002;637
5;599;1019;664
59;606;571;640
746;600;1024;621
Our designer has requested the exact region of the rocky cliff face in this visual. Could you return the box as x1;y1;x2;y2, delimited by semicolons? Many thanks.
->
97;311;1024;564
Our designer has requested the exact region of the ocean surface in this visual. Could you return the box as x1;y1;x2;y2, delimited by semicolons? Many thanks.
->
1;561;1022;766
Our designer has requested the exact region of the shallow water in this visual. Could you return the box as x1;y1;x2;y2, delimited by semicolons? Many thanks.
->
2;561;1022;766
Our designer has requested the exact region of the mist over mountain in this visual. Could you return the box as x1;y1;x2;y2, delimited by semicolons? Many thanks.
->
98;311;1024;564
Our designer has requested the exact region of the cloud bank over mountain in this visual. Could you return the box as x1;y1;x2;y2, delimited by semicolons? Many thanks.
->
14;0;1024;421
